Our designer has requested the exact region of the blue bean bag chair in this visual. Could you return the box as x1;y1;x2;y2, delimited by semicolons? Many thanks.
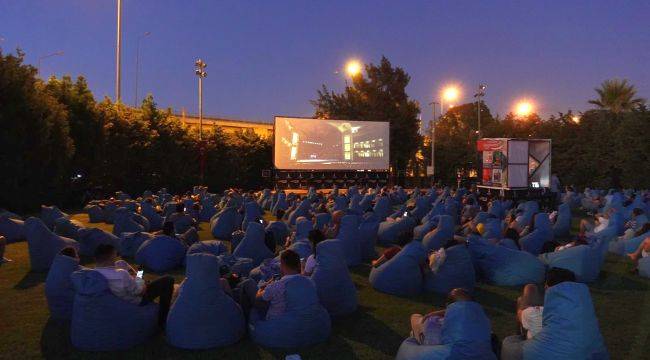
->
167;254;246;349
0;215;25;243
45;254;81;321
70;269;158;351
359;216;380;261
288;199;311;226
314;213;332;231
41;205;69;230
519;213;554;255
424;245;476;295
521;282;608;359
164;213;194;235
24;217;79;272
52;217;84;241
187;240;228;257
232;222;274;267
553;203;572;238
422;215;454;251
249;275;331;348
286;239;313;260
199;197;218;222
77;227;121;257
119;231;154;258
210;206;238;240
311;240;358;316
140;202;163;231
135;235;186;273
373;196;391;220
84;205;105;223
609;231;650;256
113;208;145;236
413;218;438;242
333;195;348;212
102;202;118;224
410;197;432;222
295;217;313;240
358;194;375;212
378;217;417;246
396;301;496;360
272;192;288;216
330;215;361;266
217;254;255;277
265;221;290;248
242;201;263;231
369;241;426;297
539;245;602;283
468;237;545;286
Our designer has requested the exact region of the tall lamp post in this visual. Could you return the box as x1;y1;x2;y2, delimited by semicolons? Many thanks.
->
115;0;122;102
134;31;151;107
428;101;439;184
37;51;64;74
474;84;487;138
194;59;207;184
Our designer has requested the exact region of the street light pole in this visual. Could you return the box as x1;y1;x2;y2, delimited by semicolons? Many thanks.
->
428;101;439;184
115;0;122;102
134;31;151;107
37;51;64;74
474;84;487;138
194;59;207;183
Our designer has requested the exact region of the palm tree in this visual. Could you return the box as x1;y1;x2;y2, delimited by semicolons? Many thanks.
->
588;79;645;114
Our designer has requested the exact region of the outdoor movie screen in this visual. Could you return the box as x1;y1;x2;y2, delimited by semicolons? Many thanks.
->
273;116;390;170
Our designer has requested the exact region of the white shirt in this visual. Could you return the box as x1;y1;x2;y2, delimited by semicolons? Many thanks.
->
303;254;316;275
95;260;145;304
521;306;544;339
262;274;301;320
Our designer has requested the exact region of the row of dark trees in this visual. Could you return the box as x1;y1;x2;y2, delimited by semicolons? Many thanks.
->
1;50;271;213
313;57;649;190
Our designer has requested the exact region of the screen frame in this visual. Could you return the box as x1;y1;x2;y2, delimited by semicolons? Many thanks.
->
272;115;390;171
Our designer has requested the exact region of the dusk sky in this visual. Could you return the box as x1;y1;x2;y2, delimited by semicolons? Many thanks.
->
1;0;648;123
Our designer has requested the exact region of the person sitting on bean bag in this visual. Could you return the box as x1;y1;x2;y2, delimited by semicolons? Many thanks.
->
330;215;362;266
288;199;312;227
233;221;274;267
396;288;496;360
166;253;245;349
164;203;195;235
140;199;163;231
370;236;428;297
77;227;121;257
45;247;83;321
41;205;69;230
424;244;476;295
378;215;417;246
519;213;554;255
24;217;79;272
250;249;331;348
422;215;454;251
552;203;572;238
501;268;608;359
468;236;545;286
135;231;187;273
210;205;239;240
310;239;358;317
266;209;290;248
272;192;288;217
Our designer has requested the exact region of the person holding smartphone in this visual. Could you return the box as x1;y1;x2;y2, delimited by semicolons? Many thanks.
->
93;244;174;327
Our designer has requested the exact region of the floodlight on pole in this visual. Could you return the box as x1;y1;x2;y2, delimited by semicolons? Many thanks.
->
474;84;487;138
571;114;581;124
345;60;362;77
515;100;534;117
441;85;460;113
115;0;122;102
134;31;151;107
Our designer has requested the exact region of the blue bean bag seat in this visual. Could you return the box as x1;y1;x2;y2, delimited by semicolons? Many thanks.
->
358;215;380;261
119;231;153;258
265;221;290;248
140;202;163;231
468;238;545;286
286;240;313;260
519;213;554;255
378;217;417;246
232;222;274;267
135;235;186;273
294;217;313;240
333;195;348;212
314;213;332;231
77;227;121;257
396;301;496;360
272;193;288;216
167;254;246;349
113;208;145;236
311;240;358;316
373;196;391;220
609;231;650;256
410;197;432;222
199;197;218;222
102;202;118;224
53;217;84;240
539;245;602;283
520;282;608;359
70;269;158;351
41;205;69;230
45;254;81;321
413;218;437;242
217;254;255;277
242;201;263;231
84;205;105;223
0;215;25;243
24;217;79;272
330;215;361;266
422;215;454;251
187;240;228;257
210;206;238;240
249;275;331;348
288;199;311;226
164;213;193;235
553;203;572;238
369;241;426;297
424;244;476;295
178;227;199;247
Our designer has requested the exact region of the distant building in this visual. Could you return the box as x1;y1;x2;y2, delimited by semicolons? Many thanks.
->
177;110;273;138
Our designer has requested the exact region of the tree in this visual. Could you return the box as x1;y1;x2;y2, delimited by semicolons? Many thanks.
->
312;56;421;173
588;79;645;114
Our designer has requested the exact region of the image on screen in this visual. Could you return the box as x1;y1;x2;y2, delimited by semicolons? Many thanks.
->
274;116;389;170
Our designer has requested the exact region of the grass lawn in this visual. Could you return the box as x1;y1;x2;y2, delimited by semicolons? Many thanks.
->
1;212;650;359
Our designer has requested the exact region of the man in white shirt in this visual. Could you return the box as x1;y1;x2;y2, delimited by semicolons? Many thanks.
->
255;249;302;320
94;244;174;327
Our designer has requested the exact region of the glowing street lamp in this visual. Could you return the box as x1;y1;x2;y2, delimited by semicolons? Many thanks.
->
571;115;581;124
345;60;362;77
441;85;460;112
514;100;534;117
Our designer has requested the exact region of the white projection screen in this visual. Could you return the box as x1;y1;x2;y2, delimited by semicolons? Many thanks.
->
274;116;390;170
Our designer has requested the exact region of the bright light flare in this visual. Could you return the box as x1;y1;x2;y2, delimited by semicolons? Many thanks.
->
571;115;581;124
345;60;362;77
442;86;460;102
514;100;534;117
